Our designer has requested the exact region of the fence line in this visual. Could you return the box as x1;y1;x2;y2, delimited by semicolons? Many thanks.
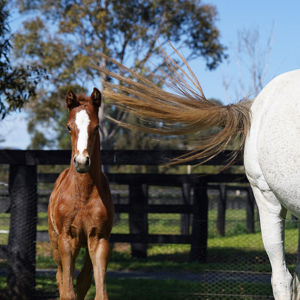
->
0;149;250;300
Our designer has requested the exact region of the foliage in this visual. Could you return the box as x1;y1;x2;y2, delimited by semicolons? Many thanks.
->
0;0;43;120
12;0;227;149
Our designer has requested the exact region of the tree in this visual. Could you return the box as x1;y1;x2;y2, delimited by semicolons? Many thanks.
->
0;0;42;120
236;27;274;98
222;26;274;102
13;0;227;149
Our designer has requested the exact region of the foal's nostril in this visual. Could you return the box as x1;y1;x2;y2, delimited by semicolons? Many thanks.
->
73;156;77;166
85;156;90;167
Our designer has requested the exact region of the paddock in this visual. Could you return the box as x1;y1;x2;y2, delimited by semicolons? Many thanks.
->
0;149;298;299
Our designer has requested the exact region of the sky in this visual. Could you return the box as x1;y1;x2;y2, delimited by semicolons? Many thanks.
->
1;0;300;149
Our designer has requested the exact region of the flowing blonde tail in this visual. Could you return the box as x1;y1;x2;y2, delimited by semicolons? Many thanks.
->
95;46;252;165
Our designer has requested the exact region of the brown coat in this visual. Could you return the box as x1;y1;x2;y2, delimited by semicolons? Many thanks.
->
48;88;114;300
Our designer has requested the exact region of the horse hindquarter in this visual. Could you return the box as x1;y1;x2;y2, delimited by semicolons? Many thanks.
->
244;70;300;299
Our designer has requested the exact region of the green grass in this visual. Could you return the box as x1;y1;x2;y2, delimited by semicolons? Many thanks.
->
111;210;261;236
1;209;299;298
0;275;273;300
2;210;299;274
31;226;297;274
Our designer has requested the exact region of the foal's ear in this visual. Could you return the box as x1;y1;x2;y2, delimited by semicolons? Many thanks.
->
91;88;101;108
66;90;80;110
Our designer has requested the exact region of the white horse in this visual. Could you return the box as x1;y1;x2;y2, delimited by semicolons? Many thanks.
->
244;70;300;299
97;51;300;299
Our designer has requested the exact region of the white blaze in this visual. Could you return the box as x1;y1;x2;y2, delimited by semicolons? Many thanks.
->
75;110;90;155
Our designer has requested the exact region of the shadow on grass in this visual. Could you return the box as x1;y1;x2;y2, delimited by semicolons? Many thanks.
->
0;276;273;300
0;244;292;299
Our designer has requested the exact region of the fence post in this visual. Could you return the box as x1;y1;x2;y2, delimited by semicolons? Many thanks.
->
217;183;226;236
189;179;208;262
7;164;37;300
129;183;148;258
181;183;191;235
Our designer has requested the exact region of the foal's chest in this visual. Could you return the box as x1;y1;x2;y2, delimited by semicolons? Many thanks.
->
55;184;106;240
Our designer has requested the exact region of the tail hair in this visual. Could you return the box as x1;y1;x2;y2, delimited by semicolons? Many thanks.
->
95;45;252;166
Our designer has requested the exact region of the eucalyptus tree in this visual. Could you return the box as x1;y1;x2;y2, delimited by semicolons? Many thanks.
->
0;0;42;120
13;0;227;149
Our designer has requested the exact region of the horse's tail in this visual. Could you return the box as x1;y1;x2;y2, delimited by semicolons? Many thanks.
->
96;46;252;165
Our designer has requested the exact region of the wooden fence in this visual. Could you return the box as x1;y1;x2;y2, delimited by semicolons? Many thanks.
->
0;149;251;300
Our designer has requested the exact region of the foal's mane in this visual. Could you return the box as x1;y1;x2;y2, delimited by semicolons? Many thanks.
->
96;46;252;166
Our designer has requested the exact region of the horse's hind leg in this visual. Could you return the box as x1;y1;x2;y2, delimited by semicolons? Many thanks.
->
252;185;292;299
48;222;63;294
292;262;300;300
52;247;63;295
76;249;93;300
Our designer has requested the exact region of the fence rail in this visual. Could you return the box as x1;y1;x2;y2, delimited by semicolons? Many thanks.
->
0;149;250;300
0;149;245;165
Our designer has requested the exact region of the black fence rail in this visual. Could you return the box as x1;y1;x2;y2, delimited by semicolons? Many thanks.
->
0;149;250;300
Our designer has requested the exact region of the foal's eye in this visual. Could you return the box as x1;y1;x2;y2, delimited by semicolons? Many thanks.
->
94;125;100;132
66;125;71;133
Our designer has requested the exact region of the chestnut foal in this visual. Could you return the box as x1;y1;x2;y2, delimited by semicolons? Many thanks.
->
48;88;114;300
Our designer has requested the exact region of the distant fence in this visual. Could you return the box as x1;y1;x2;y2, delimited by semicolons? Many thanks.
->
0;149;251;300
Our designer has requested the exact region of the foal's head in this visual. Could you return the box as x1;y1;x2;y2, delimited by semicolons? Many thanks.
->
66;88;101;173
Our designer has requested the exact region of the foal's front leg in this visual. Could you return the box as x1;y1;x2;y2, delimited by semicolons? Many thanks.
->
58;233;78;300
88;236;111;300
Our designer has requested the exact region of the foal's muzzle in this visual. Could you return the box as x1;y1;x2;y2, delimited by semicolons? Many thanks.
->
73;154;91;173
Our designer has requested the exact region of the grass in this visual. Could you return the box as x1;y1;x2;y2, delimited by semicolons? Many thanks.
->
0;209;299;298
111;211;258;236
0;275;273;300
1;210;299;274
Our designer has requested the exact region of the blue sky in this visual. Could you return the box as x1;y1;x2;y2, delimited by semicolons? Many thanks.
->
2;0;300;148
192;0;300;102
